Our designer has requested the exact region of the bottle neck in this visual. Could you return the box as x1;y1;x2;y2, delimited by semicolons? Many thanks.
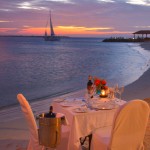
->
87;80;93;86
49;106;53;115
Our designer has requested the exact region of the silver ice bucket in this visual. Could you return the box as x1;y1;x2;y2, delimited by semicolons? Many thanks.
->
38;113;61;148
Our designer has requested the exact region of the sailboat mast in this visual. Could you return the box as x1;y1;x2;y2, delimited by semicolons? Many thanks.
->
50;11;55;36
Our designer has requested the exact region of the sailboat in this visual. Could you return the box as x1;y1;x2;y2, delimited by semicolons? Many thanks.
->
44;11;60;41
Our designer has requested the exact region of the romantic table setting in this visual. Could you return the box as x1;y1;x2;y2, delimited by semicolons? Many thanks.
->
51;75;126;150
53;96;124;112
52;97;126;150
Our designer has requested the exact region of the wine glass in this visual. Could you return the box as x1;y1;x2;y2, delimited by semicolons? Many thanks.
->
113;84;119;99
84;87;95;109
117;86;124;101
84;90;91;107
108;87;115;99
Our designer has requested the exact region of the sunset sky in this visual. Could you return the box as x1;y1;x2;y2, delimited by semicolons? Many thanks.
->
0;0;150;37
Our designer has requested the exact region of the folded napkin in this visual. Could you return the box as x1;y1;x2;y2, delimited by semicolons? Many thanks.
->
56;113;69;125
73;107;88;113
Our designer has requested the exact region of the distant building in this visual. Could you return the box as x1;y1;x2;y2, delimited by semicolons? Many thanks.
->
103;30;150;42
133;30;150;40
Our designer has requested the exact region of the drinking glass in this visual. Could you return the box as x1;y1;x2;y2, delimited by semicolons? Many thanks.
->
117;86;124;101
84;88;95;109
108;87;115;99
113;84;119;99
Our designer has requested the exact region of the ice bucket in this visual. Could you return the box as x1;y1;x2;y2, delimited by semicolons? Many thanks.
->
38;114;61;148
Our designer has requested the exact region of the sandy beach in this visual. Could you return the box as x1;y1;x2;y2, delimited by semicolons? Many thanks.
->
0;42;150;150
0;90;86;150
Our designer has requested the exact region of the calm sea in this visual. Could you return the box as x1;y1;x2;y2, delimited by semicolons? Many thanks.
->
0;36;150;109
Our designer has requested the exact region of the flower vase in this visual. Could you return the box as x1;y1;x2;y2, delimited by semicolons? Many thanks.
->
96;89;101;95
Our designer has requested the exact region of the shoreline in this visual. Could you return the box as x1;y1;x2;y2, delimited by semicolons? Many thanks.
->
2;41;148;110
0;88;80;111
122;42;150;100
0;89;86;149
0;42;150;149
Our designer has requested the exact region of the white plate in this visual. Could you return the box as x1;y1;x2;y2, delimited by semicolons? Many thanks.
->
91;100;119;110
73;108;88;113
60;102;74;107
94;104;118;110
64;97;84;102
53;99;64;103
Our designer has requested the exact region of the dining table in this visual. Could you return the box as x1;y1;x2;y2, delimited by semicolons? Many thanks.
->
52;93;126;150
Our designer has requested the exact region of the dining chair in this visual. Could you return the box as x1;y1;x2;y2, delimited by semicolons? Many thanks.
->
17;94;70;150
143;98;150;150
91;99;150;150
17;93;44;150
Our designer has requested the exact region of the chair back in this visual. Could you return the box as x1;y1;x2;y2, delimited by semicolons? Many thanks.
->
143;98;150;150
109;100;150;150
17;94;42;150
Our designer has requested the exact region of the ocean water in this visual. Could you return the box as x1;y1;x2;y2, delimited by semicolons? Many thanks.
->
0;36;150;109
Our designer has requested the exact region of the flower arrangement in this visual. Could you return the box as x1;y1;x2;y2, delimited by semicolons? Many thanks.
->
93;77;108;94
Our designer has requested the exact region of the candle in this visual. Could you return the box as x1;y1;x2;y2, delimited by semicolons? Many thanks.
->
100;89;107;98
101;89;106;96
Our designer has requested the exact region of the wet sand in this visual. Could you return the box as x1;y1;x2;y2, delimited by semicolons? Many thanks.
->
122;42;150;100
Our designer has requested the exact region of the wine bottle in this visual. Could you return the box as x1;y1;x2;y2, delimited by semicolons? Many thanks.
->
45;106;56;118
87;75;93;98
87;75;93;89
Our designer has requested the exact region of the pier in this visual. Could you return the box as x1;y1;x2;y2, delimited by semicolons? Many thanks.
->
103;30;150;42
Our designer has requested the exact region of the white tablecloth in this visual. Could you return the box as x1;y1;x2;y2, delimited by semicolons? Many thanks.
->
52;99;126;150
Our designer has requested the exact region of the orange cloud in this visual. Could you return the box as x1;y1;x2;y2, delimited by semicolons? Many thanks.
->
0;26;131;36
18;27;44;35
55;26;113;35
17;26;113;35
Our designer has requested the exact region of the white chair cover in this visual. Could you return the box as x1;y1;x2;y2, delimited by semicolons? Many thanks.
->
91;99;150;150
17;94;43;150
143;98;150;150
